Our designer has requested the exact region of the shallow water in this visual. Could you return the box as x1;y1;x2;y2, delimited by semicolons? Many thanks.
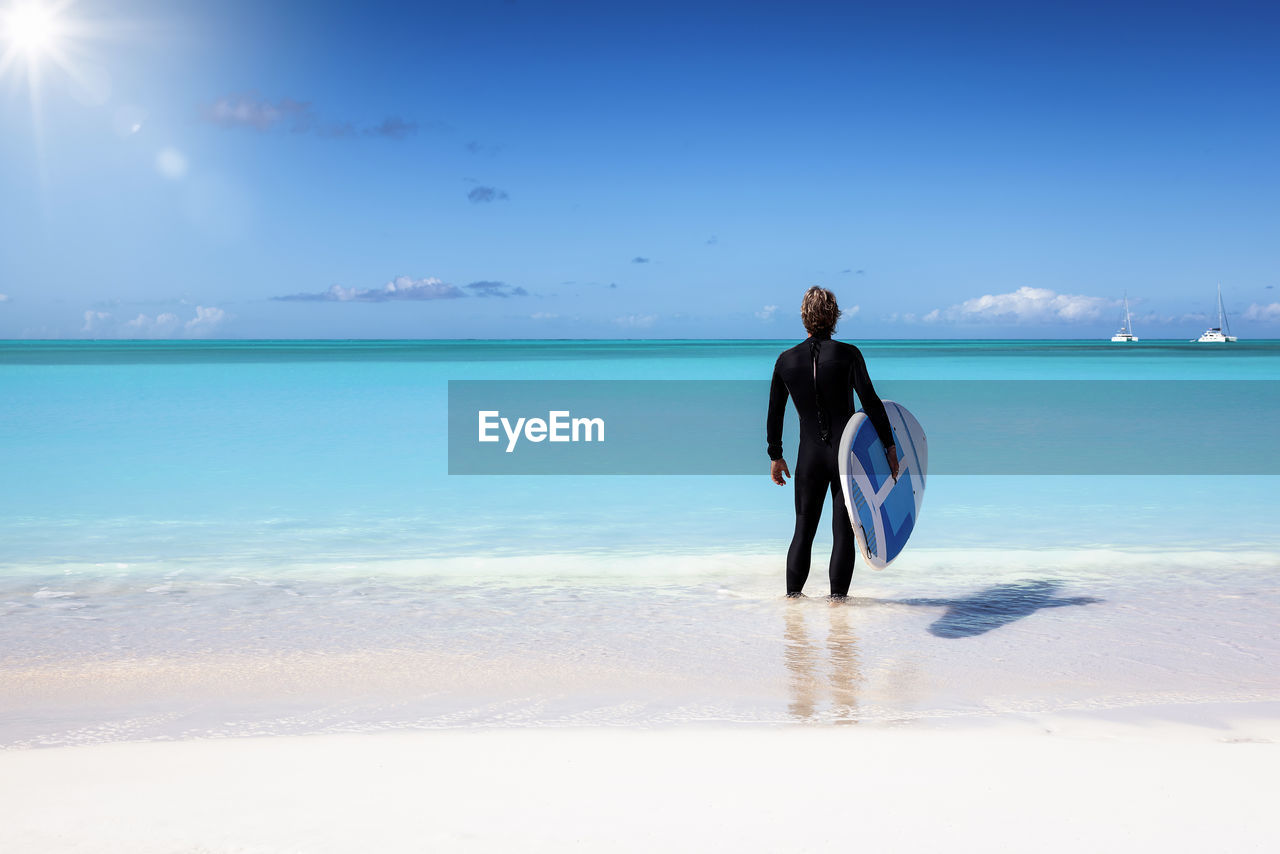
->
2;549;1277;746
2;340;1278;745
3;340;1278;566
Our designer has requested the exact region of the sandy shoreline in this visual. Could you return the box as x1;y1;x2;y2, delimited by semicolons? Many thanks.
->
4;550;1277;850
7;566;1280;745
2;717;1277;853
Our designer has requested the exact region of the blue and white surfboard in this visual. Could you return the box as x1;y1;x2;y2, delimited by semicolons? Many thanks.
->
837;400;928;570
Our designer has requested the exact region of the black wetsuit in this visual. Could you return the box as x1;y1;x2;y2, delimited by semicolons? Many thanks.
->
767;336;895;597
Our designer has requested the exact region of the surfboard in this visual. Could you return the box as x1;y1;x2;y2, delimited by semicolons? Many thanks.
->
837;400;928;570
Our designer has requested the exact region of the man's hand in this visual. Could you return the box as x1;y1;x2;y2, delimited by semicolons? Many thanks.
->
771;458;791;485
886;445;900;481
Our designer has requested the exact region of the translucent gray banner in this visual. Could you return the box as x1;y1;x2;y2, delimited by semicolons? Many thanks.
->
447;380;1279;475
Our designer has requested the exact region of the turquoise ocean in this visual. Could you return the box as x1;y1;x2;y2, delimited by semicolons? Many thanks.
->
2;340;1278;745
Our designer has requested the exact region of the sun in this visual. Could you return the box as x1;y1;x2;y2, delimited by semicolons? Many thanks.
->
1;0;113;150
0;1;89;102
1;3;63;55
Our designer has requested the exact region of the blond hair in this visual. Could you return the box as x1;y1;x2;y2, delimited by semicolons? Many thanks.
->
800;286;841;337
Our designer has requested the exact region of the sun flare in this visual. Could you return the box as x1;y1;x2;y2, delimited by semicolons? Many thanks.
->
1;2;62;55
0;0;95;108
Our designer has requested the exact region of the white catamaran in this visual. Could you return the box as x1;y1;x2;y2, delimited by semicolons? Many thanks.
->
1194;284;1238;343
1110;294;1139;342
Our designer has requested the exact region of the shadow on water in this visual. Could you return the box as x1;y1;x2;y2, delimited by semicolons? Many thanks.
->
779;581;1100;720
889;580;1102;639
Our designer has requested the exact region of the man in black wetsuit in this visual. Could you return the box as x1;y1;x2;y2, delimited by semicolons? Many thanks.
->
767;287;899;599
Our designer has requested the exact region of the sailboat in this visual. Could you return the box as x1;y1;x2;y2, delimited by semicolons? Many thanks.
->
1110;294;1139;342
1194;284;1238;343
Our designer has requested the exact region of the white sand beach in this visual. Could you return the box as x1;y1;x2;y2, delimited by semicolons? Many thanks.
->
3;715;1278;853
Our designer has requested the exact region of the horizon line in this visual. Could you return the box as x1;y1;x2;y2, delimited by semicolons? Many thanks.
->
4;337;1280;344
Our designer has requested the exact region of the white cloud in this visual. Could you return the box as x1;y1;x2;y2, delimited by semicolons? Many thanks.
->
156;147;188;179
925;287;1112;324
81;306;227;338
204;93;421;140
845;304;861;317
465;281;527;298
530;312;559;320
185;306;226;336
0;293;8;302
615;314;657;329
755;305;778;321
1243;302;1280;322
207;94;309;131
125;312;181;336
82;310;111;333
274;276;464;302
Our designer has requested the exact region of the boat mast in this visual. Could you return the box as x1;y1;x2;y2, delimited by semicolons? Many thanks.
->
1219;284;1232;337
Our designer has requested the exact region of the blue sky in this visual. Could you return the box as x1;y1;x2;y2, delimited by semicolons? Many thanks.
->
1;0;1277;338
